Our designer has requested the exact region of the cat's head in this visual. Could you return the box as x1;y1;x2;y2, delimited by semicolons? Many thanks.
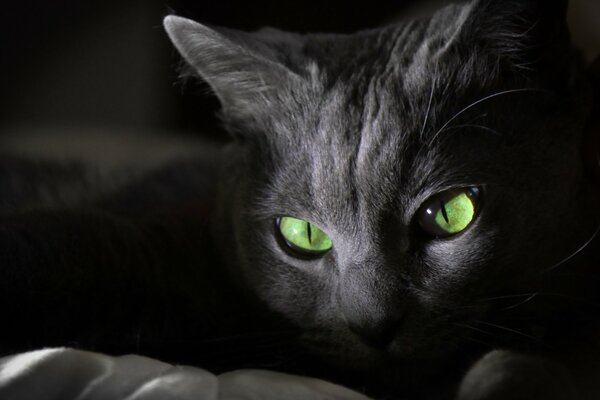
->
164;0;598;369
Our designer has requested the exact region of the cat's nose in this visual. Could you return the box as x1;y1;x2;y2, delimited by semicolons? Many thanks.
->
347;312;404;350
339;259;406;349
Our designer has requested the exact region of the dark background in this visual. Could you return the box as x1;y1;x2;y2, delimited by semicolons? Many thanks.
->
0;0;412;140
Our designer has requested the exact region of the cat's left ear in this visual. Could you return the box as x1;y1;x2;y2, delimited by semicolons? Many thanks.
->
164;16;301;123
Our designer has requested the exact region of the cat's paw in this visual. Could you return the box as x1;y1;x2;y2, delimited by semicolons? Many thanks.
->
455;350;579;400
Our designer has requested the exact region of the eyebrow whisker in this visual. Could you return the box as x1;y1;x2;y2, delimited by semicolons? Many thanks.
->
428;88;540;146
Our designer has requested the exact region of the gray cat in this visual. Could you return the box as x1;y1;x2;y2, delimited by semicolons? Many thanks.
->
163;0;600;398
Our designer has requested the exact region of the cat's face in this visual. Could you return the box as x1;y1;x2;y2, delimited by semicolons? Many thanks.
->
165;0;598;368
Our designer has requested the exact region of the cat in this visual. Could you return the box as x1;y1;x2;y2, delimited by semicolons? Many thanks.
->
162;0;600;398
1;0;600;399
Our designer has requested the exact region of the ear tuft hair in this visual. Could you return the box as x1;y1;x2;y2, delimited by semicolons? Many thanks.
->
455;0;571;81
163;15;301;123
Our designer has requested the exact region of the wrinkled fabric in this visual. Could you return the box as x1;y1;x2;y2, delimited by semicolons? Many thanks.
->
0;348;372;400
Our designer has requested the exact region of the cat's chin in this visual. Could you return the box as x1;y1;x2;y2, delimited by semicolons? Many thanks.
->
300;334;388;370
301;335;465;397
315;347;388;371
300;337;448;372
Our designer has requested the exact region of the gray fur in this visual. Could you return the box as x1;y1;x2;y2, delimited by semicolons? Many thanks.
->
165;0;599;397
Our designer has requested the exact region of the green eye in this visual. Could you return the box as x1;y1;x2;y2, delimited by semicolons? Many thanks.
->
278;216;332;256
418;187;480;237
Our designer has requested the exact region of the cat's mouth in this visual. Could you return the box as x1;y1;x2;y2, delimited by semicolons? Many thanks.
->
299;309;483;371
300;330;454;369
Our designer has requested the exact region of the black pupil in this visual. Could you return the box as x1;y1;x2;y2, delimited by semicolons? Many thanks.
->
439;201;449;223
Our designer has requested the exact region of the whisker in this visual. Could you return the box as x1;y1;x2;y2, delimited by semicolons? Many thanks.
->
541;223;600;274
528;292;600;309
476;321;538;341
445;123;503;137
475;292;539;311
428;88;540;146
478;293;539;302
420;77;436;139
454;322;498;338
501;293;538;311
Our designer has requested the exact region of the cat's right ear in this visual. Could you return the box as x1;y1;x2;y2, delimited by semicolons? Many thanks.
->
463;0;571;84
163;16;301;124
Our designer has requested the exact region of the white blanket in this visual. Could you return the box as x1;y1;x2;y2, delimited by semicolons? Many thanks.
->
0;348;371;400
